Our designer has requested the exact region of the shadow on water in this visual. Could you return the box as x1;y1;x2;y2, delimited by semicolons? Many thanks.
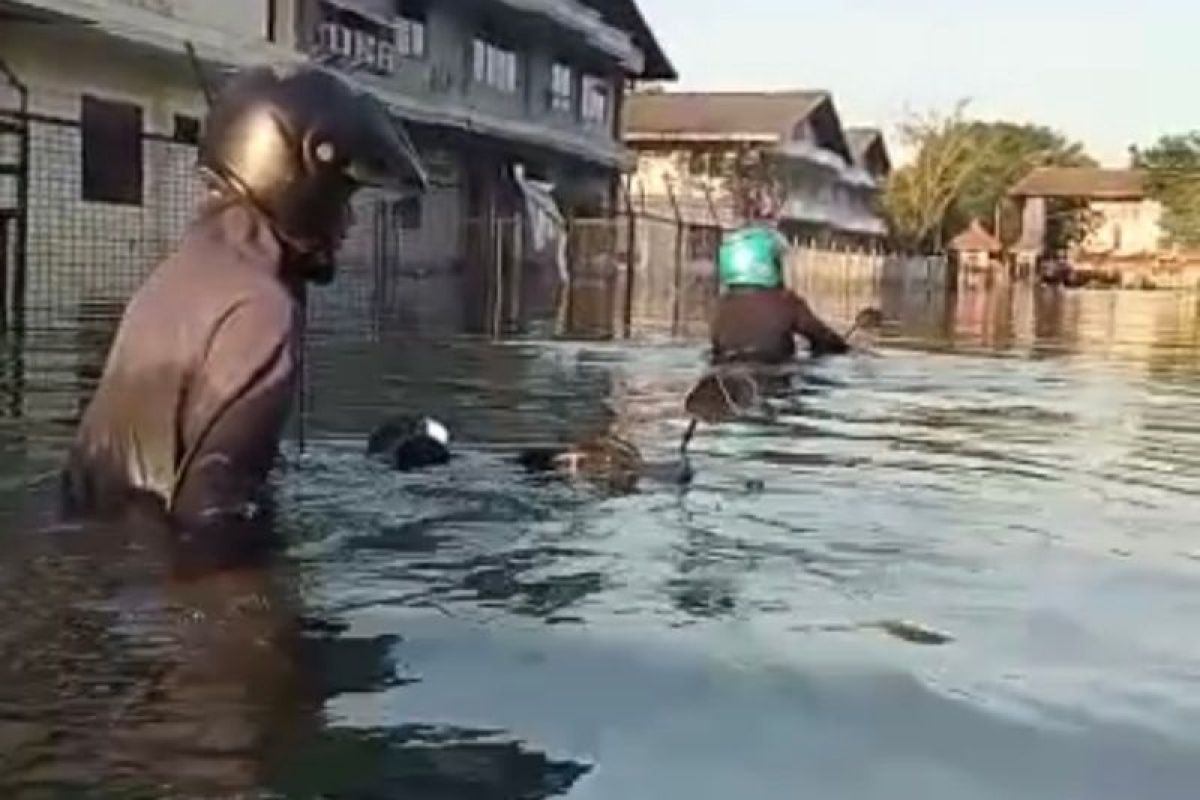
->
0;505;591;799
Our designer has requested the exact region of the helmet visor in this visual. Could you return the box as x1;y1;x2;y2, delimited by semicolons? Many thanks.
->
346;93;430;196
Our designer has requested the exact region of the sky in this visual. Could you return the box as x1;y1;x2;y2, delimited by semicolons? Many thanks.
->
638;0;1198;166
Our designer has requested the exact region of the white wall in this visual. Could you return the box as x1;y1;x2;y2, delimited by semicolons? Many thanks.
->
113;0;273;41
1083;199;1163;257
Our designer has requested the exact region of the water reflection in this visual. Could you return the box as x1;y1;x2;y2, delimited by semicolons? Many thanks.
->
0;503;591;798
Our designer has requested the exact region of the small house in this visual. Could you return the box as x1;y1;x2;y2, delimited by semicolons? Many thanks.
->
950;219;1001;271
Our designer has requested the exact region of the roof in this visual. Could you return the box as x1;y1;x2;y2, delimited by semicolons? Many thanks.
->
624;90;829;141
1008;168;1147;200
845;128;881;160
950;219;1002;253
845;127;891;175
583;0;676;81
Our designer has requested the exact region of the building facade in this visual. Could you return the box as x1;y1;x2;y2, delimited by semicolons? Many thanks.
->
1009;167;1164;261
623;90;890;247
0;0;301;328
0;0;675;332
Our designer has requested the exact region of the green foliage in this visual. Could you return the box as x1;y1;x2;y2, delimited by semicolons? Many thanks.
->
1132;133;1200;248
953;121;1095;245
882;103;983;252
882;102;1095;252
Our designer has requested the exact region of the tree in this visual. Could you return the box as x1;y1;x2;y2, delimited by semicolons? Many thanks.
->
882;102;986;252
952;121;1095;245
1132;133;1200;248
882;103;1096;253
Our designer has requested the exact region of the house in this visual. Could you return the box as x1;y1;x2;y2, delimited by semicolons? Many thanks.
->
949;218;1001;272
623;90;891;247
293;0;676;327
1008;167;1163;261
0;0;677;332
0;0;303;328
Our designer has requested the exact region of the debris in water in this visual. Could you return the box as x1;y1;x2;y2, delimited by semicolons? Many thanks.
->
875;619;954;646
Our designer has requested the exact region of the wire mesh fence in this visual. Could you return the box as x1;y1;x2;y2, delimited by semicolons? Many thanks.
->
19;116;203;330
0;104;951;346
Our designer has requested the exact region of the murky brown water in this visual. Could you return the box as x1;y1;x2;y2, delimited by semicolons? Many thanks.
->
2;284;1200;798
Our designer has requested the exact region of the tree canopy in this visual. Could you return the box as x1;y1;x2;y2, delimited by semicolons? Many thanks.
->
1131;133;1200;249
883;103;1095;252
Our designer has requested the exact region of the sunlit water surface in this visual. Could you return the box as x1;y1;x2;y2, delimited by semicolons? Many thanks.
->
2;285;1200;798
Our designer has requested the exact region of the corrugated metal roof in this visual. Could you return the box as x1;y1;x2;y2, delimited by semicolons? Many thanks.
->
624;91;829;140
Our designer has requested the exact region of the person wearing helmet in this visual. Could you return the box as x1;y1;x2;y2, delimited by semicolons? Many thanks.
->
59;65;428;533
709;225;849;364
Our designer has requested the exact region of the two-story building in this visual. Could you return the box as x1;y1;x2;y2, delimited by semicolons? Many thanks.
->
290;0;675;327
0;0;675;332
623;90;890;248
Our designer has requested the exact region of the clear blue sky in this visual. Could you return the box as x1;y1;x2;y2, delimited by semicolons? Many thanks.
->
639;0;1198;165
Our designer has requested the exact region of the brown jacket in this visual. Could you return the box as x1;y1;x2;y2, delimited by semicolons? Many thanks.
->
61;200;302;527
710;288;849;364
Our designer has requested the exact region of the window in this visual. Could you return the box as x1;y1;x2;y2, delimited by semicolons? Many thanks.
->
81;95;143;205
173;114;200;145
394;0;426;58
581;75;610;126
550;63;573;113
472;37;518;93
395;195;422;230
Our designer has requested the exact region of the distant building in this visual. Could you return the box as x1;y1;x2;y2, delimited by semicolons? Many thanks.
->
1009;167;1163;260
949;218;1001;272
623;90;890;247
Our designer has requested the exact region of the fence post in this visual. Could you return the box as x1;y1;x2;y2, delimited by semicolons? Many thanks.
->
621;176;637;338
0;57;29;335
665;180;684;337
491;215;503;339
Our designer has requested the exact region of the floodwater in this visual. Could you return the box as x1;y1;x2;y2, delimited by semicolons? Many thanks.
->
3;284;1200;798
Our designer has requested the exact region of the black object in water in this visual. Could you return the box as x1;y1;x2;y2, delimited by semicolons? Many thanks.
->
367;416;452;472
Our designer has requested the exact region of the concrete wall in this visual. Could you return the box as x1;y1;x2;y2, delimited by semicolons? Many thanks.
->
1020;196;1165;259
0;21;209;324
114;0;275;41
300;0;623;150
1083;199;1164;257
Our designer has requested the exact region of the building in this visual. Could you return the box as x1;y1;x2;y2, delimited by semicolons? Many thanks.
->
623;90;891;247
949;218;1001;272
292;0;676;329
845;127;892;183
1009;167;1164;261
0;0;303;329
0;0;676;333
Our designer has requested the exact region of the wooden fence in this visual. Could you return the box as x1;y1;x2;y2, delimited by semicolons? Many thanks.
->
555;211;950;339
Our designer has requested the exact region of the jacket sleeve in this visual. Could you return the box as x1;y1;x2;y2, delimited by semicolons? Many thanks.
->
792;294;850;357
170;295;299;528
